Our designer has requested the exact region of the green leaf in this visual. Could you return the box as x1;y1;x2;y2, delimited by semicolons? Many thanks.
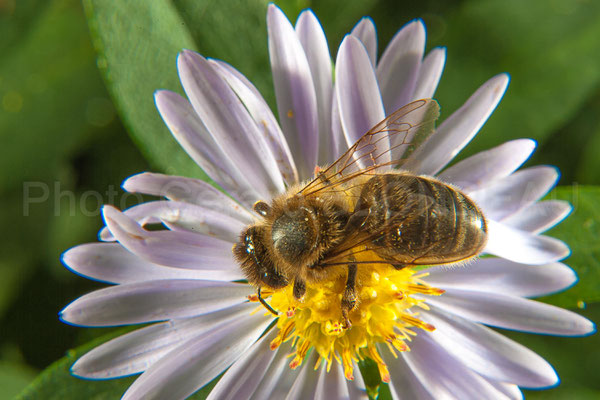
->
537;186;600;308
172;0;274;108
575;91;600;185
0;0;108;193
0;0;50;54
506;303;600;399
0;362;37;400
433;0;600;158
83;0;203;178
530;88;600;185
17;328;218;399
17;330;135;400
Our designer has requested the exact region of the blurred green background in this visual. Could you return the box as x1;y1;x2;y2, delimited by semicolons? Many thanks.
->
1;0;599;398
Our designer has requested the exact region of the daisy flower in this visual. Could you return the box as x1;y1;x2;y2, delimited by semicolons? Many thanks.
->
61;4;595;399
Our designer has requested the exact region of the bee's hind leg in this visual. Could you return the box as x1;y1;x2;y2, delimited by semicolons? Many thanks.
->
341;263;358;329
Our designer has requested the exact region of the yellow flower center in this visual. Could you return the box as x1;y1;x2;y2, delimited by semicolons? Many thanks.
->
249;253;444;382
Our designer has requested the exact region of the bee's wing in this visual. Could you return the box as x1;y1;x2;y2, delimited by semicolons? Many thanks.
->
299;99;440;196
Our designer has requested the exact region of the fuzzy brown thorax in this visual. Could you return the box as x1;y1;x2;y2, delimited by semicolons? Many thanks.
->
233;188;350;289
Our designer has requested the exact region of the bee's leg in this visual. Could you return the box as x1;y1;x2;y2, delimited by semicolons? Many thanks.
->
293;278;306;301
392;263;406;270
341;263;358;329
252;201;272;217
257;287;279;316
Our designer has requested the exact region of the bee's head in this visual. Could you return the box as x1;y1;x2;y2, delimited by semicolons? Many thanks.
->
233;225;288;289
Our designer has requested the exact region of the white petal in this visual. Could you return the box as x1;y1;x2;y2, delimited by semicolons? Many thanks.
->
351;17;377;65
99;200;246;243
412;47;446;101
102;206;238;271
62;243;237;284
485;220;569;265
251;341;301;400
469;166;559;221
422;307;558;387
60;279;252;326
438;139;536;191
382;347;435;400
296;10;335;165
206;329;279;400
377;19;425;113
121;313;271;400
347;361;368;400
72;302;255;378
284;351;320;400
209;59;299;185
336;35;386;165
154;90;264;205
423;258;577;297
122;172;254;223
503;200;572;234
425;288;596;336
404;74;509;175
178;50;285;195
490;383;523;400
315;361;349;400
402;334;513;399
268;4;319;179
330;80;346;158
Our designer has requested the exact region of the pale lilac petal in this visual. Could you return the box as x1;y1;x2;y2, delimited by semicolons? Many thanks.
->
251;342;301;400
72;303;255;378
347;362;368;400
285;352;320;400
402;334;512;399
390;99;440;162
490;383;523;400
426;288;595;335
122;172;254;223
206;329;279;400
296;10;335;165
62;243;239;284
315;362;348;400
404;74;510;175
424;259;577;298
438;139;536;191
330;82;346;158
412;47;446;101
422;307;558;387
268;4;318;179
209;59;299;185
503;200;572;234
178;50;285;195
154;90;264;205
121;312;271;400
485;220;570;265
99;200;245;243
377;19;425;113
351;17;377;65
336;35;386;165
60;279;252;327
469;166;559;221
381;347;435;400
102;206;236;270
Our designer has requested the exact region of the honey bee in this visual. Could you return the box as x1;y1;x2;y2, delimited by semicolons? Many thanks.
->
233;99;487;328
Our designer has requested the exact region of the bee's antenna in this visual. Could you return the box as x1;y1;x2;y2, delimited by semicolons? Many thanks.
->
258;287;279;316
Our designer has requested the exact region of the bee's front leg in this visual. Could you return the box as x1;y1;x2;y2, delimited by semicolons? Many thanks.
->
293;278;306;301
341;263;358;329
